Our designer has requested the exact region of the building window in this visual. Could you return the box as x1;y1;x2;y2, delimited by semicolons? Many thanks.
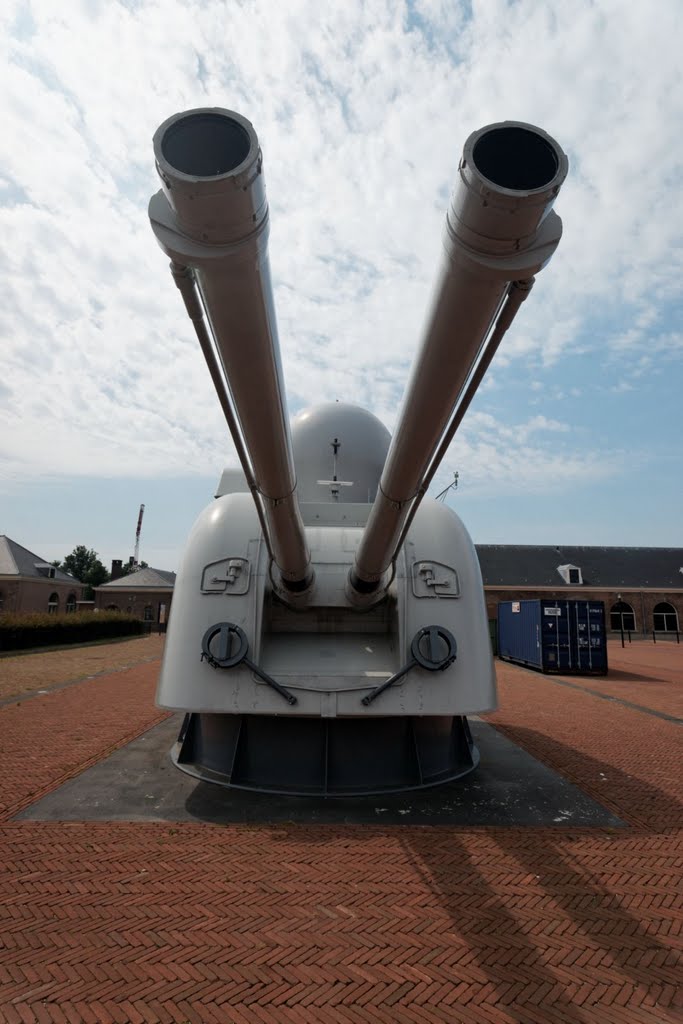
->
610;600;635;632
557;564;583;585
48;592;59;614
106;603;120;612
65;593;77;613
653;602;678;632
144;605;154;622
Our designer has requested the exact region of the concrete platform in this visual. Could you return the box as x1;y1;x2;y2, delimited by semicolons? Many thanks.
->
18;714;624;827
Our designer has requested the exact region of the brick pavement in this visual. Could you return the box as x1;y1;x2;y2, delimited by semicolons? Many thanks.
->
0;647;681;1023
0;635;165;702
487;662;682;832
553;639;682;721
0;662;169;820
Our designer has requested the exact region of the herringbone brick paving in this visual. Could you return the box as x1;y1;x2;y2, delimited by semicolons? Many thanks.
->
550;639;683;720
0;635;165;703
0;645;681;1022
0;663;169;820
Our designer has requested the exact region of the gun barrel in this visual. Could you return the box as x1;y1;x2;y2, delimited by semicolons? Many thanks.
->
351;122;568;592
149;108;312;591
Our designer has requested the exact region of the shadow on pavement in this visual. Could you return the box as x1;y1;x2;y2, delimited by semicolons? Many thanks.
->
495;724;683;831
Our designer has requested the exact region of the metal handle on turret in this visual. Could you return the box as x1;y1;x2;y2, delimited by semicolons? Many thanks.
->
361;625;457;705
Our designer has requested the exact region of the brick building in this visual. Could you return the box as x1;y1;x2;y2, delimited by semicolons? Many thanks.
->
93;567;176;625
476;545;682;635
4;532;680;637
0;536;85;615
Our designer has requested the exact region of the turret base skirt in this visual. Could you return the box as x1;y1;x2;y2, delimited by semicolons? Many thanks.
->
172;712;479;796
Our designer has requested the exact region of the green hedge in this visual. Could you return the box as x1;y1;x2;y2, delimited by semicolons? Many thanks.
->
0;611;146;652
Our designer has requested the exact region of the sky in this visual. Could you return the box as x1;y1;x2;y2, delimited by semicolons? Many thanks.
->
1;0;681;573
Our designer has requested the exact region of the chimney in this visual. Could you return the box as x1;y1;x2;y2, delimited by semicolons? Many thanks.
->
111;559;124;581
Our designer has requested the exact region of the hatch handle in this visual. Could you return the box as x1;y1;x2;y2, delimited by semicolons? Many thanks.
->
200;622;298;705
361;625;457;706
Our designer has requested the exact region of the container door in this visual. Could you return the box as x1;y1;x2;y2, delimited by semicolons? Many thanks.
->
572;601;591;671
556;601;574;671
570;601;607;673
540;603;566;671
588;602;607;672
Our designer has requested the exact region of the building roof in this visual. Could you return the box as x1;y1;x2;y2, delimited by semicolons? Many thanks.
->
98;567;176;590
475;545;683;589
0;535;80;585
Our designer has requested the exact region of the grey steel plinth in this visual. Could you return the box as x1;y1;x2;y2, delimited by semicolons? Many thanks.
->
173;713;479;796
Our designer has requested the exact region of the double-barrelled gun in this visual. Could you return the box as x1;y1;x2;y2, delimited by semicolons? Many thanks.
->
150;108;566;600
149;106;567;796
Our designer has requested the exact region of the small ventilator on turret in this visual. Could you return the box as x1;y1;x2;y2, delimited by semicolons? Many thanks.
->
149;108;567;794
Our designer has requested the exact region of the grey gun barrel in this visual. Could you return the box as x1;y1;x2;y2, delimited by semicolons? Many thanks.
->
149;108;312;592
350;122;568;594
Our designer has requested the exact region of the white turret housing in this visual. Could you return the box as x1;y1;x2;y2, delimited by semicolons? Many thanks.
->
148;108;567;795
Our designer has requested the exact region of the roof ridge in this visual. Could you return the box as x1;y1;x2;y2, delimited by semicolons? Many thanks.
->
0;536;19;575
99;565;176;588
0;535;79;582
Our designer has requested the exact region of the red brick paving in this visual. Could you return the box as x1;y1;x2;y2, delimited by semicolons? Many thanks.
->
487;661;682;832
0;648;681;1023
554;639;683;720
0;635;165;702
0;663;169;820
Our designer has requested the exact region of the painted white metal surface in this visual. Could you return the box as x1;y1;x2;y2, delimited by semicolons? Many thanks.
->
352;122;567;586
291;403;391;504
148;112;568;744
157;470;495;717
150;108;312;589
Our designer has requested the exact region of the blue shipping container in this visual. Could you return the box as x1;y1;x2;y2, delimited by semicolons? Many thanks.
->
497;599;608;675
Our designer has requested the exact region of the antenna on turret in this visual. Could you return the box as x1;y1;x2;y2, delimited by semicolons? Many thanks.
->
435;472;459;503
317;436;353;500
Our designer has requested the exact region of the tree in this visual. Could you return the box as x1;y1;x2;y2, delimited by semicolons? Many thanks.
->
120;560;149;576
55;546;110;599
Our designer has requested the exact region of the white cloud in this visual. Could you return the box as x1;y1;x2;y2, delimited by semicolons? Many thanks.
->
0;0;681;492
610;380;634;394
430;408;621;498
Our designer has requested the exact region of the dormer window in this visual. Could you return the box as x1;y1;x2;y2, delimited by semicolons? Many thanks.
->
557;564;582;585
34;562;57;579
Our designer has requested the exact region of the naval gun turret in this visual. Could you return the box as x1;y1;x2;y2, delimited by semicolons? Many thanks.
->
149;108;567;795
